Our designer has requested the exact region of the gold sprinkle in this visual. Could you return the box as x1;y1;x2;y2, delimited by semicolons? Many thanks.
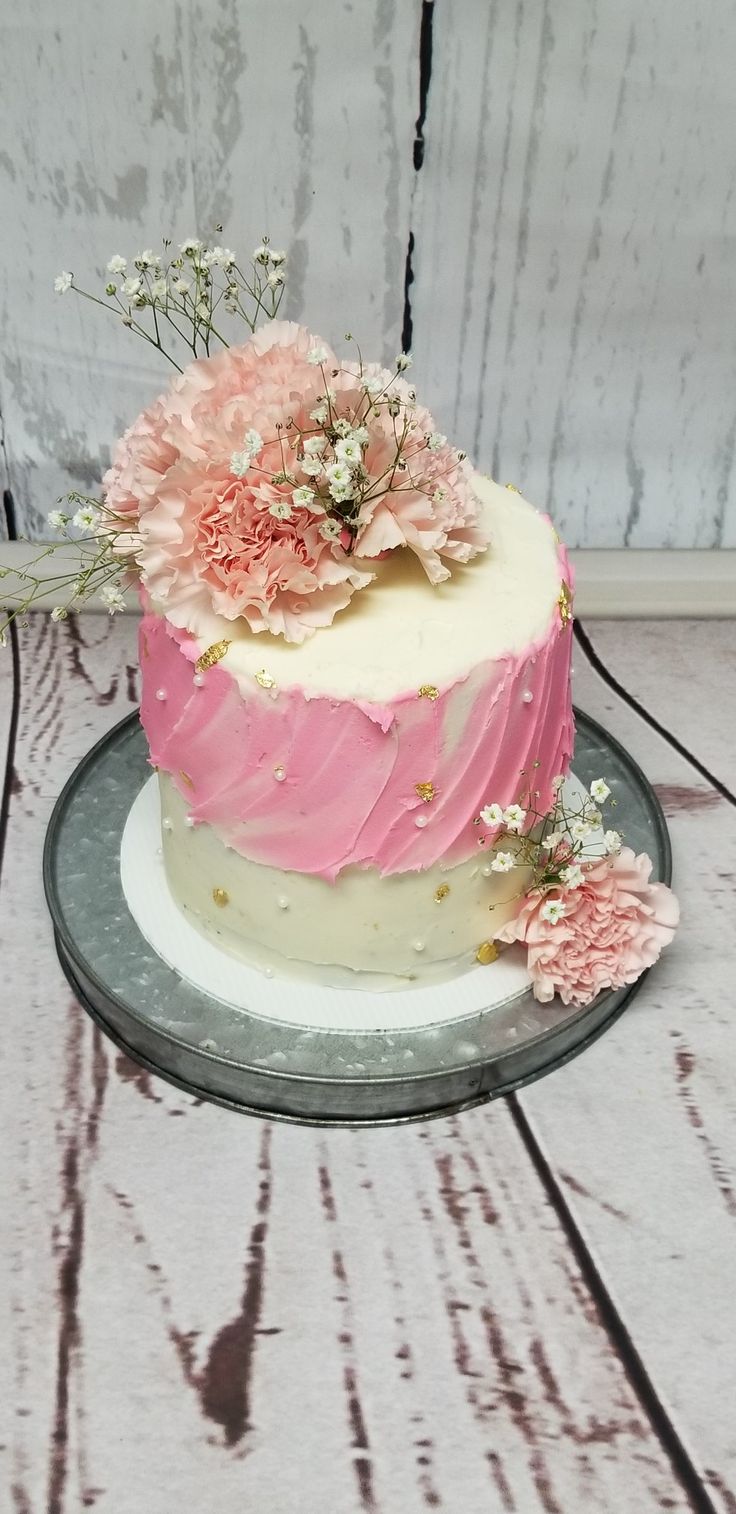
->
558;580;573;627
212;887;230;908
179;770;194;789
435;883;450;903
418;684;439;701
195;639;231;673
415;781;436;803
255;669;276;690
505;482;521;493
476;941;499;966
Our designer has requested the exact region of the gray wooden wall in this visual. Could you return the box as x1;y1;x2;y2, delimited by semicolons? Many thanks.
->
1;0;734;548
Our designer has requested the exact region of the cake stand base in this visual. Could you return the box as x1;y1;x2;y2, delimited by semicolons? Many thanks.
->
43;709;671;1127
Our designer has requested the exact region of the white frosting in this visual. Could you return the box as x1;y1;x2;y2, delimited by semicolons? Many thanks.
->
160;775;529;990
154;477;561;703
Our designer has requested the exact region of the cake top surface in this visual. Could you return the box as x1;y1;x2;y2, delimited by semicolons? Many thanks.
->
156;476;565;703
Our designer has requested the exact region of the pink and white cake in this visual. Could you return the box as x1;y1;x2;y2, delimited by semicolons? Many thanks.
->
137;473;574;989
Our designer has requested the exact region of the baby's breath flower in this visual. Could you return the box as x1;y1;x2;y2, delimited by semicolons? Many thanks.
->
551;775;565;792
303;436;326;456
100;583;126;615
310;403;328;424
427;432;447;452
560;863;584;889
326;462;354;497
585;806;603;829
292;485;315;508
230;450;251;477
480;803;504;828
134;249;158;270
195;300;209;319
243;429;263;456
301;456;323;478
351;424;370;446
173;278;191;295
491;851;516;873
540;899;566;925
150;277;168;302
269;500;293;520
362;376;384;397
253;243;270;265
50;606;68;622
270;249;287;267
433;487;447;504
266;271;284;290
47;509;68;530
544;829;564;850
106;255;127;275
333;418;353;437
590;778;611;803
72;505;100;532
319;519;342;540
570;818;592;843
54;272;73;294
180;238;202;257
307;345;329;366
396;352;412;371
604;829;622;854
503;804;527;833
335;437;362;466
122;276;142;299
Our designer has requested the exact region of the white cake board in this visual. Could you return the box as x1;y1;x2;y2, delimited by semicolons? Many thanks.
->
120;774;599;1035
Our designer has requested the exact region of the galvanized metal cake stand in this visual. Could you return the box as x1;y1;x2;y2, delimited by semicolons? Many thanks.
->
43;708;671;1127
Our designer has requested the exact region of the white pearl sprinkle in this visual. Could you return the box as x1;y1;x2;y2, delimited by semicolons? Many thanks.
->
162;817;173;831
481;863;493;877
155;688;167;701
193;672;204;687
415;814;428;828
273;765;286;782
277;896;289;910
264;967;274;979
156;846;163;858
184;815;195;827
413;939;426;953
522;690;533;704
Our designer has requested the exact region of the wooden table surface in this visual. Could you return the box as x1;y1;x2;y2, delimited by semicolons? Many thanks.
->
1;614;735;1514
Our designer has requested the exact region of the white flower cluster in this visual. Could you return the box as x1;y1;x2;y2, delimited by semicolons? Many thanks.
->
54;229;288;371
477;775;623;923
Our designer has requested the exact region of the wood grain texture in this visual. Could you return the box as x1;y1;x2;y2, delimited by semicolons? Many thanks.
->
2;1;736;550
580;619;736;792
0;0;418;535
409;1;736;548
0;613;705;1513
515;621;736;1512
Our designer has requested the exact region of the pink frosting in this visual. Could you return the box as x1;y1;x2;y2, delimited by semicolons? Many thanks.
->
139;567;575;881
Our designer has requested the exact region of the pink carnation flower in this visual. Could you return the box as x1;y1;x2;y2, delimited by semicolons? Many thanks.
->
495;848;679;1008
101;321;488;641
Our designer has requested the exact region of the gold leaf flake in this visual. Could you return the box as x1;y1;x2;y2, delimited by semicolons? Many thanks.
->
505;483;521;493
255;669;276;690
476;941;499;966
179;770;194;789
212;886;230;908
434;883;450;903
418;684;439;701
558;581;573;627
415;782;436;803
195;639;231;673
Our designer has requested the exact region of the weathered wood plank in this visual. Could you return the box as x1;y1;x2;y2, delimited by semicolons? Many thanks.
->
580;619;736;792
409;0;736;549
0;1;418;536
515;623;736;1512
0;613;696;1512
